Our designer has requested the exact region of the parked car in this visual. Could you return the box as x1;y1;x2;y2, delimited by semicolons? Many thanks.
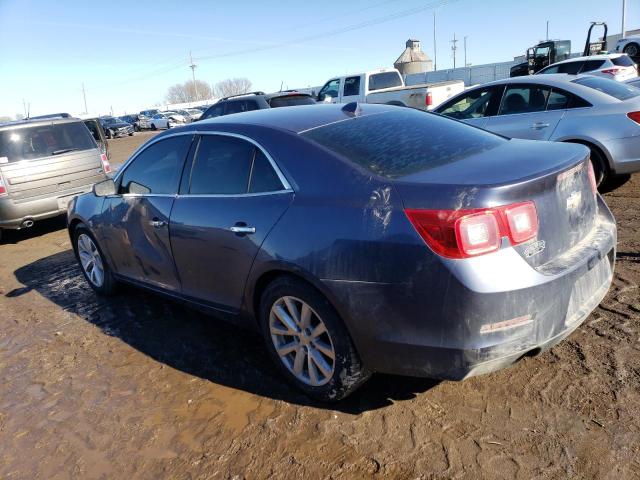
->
139;109;159;118
198;91;316;121
536;53;638;82
316;68;465;110
148;111;188;130
120;114;143;132
434;74;640;186
185;108;203;120
68;103;615;401
615;35;640;57
83;118;109;158
99;117;134;138
0;117;111;240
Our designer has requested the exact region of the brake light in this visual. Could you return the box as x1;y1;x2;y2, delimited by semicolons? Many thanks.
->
587;161;598;195
601;67;623;76
100;153;111;174
426;92;433;107
405;201;539;259
627;111;640;124
0;176;7;196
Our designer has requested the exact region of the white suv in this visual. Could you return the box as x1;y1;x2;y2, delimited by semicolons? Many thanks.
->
537;54;638;82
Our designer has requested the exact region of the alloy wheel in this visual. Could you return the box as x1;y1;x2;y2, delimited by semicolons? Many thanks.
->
77;233;104;287
269;296;336;386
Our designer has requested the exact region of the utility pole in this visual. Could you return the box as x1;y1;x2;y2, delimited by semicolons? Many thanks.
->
546;20;549;40
81;83;88;114
22;98;27;118
464;36;468;66
189;51;199;101
451;33;458;69
622;0;627;38
433;11;437;71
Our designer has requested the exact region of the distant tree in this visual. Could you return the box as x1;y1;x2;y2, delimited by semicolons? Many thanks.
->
213;78;252;98
165;80;213;103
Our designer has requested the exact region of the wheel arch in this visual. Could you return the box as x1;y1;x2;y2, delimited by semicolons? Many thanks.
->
556;136;614;171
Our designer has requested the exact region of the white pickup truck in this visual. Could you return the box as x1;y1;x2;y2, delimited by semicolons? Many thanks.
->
315;68;465;111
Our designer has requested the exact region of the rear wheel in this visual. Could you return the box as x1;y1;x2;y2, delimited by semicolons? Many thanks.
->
259;277;370;402
587;146;608;188
74;226;116;295
624;42;639;57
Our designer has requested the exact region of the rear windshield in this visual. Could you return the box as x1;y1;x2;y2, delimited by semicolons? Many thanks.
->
0;122;96;163
368;72;403;91
612;55;636;67
301;109;505;179
572;76;640;100
268;95;316;108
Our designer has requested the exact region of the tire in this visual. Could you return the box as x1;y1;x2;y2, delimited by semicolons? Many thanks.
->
151;123;157;131
624;42;639;57
128;132;134;136
166;122;172;129
73;225;117;295
259;276;370;402
106;129;113;139
587;145;609;188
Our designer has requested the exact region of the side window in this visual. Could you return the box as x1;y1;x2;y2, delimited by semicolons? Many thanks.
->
438;88;496;119
343;76;361;97
249;150;284;193
119;135;192;195
540;65;560;74
568;94;592;109
189;135;254;194
245;100;260;111
499;85;550;115
546;88;571;110
202;104;224;120
579;60;606;73
224;101;246;115
318;79;340;101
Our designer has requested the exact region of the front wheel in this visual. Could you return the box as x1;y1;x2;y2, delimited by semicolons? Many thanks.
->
74;226;117;295
151;123;157;131
259;277;370;402
624;42;639;57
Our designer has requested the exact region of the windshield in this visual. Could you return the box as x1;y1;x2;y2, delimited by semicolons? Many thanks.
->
269;95;316;108
102;117;118;124
0;122;96;162
301;109;505;179
572;76;640;100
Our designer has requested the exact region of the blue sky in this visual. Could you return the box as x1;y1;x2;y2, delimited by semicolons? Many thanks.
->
0;0;633;117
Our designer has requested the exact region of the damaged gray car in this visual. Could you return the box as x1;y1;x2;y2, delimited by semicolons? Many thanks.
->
67;103;616;401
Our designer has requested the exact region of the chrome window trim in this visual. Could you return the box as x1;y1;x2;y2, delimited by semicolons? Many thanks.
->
114;130;293;194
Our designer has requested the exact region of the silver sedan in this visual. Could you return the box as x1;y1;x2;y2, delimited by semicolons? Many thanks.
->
435;74;640;186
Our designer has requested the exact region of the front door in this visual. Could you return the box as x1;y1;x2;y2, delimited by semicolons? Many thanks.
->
170;134;293;311
98;134;193;291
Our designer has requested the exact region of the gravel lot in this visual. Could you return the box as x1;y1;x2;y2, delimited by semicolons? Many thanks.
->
1;132;639;479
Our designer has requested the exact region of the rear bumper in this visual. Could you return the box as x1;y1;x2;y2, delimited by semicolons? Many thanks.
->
324;199;616;380
0;185;98;229
604;136;640;174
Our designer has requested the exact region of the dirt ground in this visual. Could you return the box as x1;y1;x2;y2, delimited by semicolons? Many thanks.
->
1;132;639;479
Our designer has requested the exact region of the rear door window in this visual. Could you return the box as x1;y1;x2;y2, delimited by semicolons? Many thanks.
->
119;135;192;195
301;108;504;179
343;76;361;96
224;101;249;115
248;150;284;193
579;60;606;73
546;89;571;110
368;72;403;91
498;85;551;115
0;122;96;162
201;104;224;120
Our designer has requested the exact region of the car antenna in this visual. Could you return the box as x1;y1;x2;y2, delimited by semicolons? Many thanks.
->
341;102;361;117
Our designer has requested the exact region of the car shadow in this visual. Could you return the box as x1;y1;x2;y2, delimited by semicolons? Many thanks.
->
600;174;631;194
0;216;67;244
10;250;438;413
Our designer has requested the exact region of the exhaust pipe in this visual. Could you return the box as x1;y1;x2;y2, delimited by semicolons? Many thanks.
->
22;219;34;228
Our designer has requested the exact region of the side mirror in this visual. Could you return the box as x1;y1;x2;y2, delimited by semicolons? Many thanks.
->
93;178;116;197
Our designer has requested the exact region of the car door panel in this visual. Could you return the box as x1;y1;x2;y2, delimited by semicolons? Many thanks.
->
170;193;293;310
485;110;565;140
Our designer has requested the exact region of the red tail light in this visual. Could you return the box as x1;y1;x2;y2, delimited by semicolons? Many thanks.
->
405;201;539;259
627;111;640;124
425;92;433;107
587;160;598;195
100;153;111;174
601;67;623;76
0;176;7;196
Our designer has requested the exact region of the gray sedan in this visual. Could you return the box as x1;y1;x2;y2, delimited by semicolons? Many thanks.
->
435;74;640;186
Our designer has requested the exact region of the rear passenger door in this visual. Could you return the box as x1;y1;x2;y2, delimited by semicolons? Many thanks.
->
169;133;293;311
341;76;362;103
484;84;565;140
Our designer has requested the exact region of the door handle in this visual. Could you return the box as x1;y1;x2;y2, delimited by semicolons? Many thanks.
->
229;225;256;234
531;122;550;130
149;219;166;228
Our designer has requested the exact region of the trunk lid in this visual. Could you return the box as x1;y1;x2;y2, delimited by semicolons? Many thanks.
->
394;139;597;269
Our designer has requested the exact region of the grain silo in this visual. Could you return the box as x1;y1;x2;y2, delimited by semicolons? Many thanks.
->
394;39;433;75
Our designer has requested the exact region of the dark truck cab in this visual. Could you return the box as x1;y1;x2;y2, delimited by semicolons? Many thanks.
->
511;40;572;77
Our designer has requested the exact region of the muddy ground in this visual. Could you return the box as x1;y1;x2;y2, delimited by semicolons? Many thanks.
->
1;132;639;479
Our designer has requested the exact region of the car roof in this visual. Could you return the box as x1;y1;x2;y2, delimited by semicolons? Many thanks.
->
0;117;85;130
187;103;395;134
549;53;624;65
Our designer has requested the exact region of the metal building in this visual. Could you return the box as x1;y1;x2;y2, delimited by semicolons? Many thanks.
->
394;39;433;75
